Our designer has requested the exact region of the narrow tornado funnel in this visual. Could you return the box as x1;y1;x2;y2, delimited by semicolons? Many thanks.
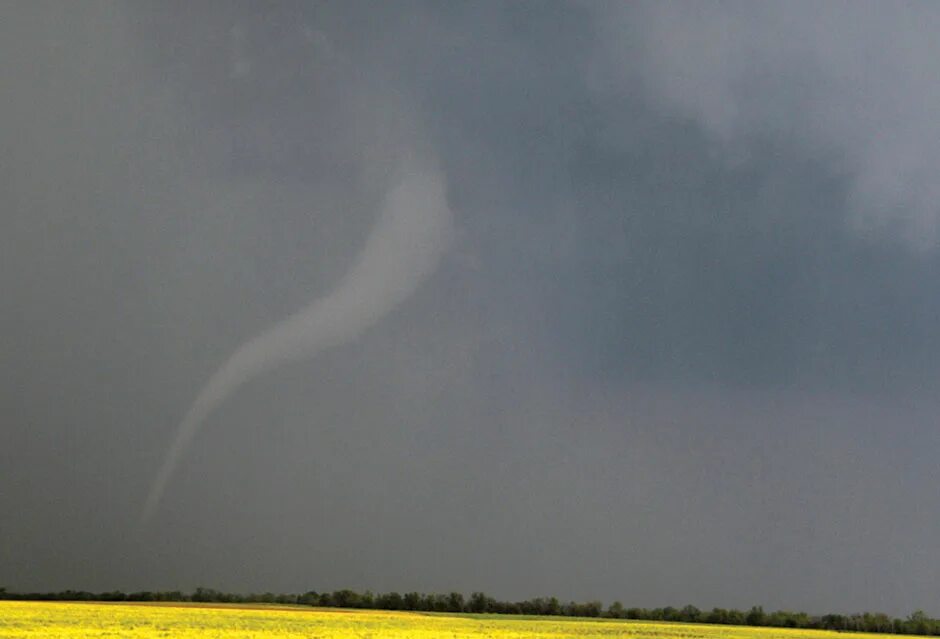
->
141;163;453;523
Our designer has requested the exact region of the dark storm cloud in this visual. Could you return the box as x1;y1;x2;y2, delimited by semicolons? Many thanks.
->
3;0;940;617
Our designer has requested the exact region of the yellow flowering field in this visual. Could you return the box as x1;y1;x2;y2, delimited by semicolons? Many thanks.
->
0;601;908;639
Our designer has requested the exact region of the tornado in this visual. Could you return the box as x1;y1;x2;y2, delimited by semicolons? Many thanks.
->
141;163;453;523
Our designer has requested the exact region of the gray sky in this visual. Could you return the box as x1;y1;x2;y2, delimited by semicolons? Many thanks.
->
3;0;940;616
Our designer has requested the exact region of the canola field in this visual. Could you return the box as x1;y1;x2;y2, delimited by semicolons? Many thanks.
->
0;601;909;639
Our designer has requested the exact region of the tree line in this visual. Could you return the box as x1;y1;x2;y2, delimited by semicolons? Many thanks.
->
1;586;938;635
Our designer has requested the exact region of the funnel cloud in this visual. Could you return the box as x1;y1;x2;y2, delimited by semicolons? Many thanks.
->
6;1;940;618
142;163;453;523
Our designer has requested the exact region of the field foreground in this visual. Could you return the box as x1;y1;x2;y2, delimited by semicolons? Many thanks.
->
0;601;911;639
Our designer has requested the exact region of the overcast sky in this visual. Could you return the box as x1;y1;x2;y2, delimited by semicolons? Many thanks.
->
3;1;940;616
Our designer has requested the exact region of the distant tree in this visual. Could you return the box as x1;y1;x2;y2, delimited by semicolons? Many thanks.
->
545;597;561;616
908;611;931;636
707;608;728;624
383;592;403;610
680;605;702;622
563;600;602;617
192;587;220;603
468;592;491;613
864;612;892;633
403;592;422;611
446;592;465;613
746;606;766;626
100;591;127;602
127;591;153;602
821;613;846;631
425;593;450;612
726;609;745;625
331;589;360;608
